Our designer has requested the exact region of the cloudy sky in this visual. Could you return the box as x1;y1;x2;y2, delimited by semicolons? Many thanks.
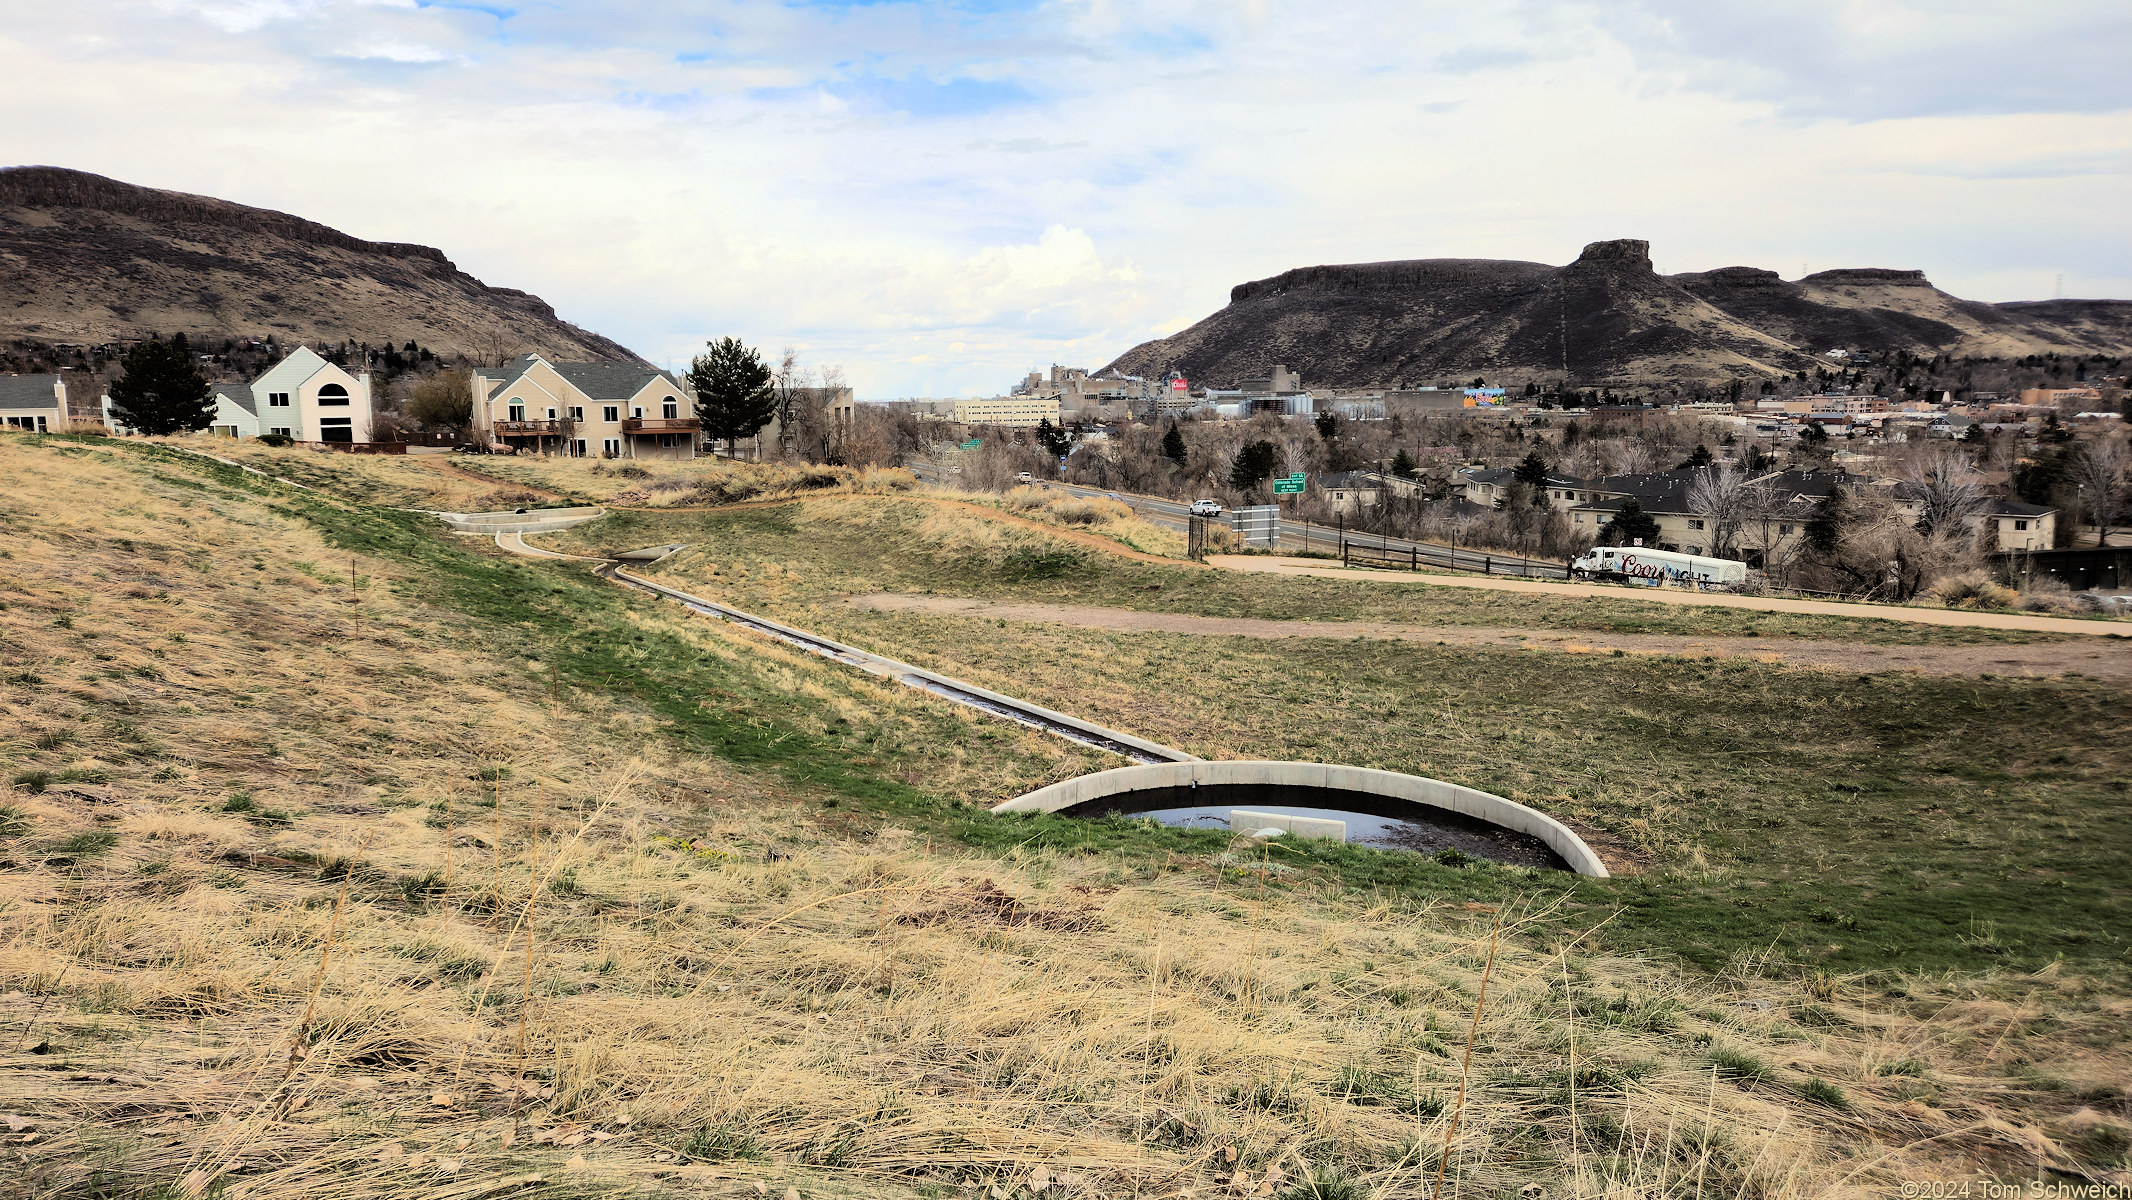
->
3;0;2127;396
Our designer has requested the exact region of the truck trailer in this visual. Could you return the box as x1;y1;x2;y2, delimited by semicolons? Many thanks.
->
1571;547;1748;589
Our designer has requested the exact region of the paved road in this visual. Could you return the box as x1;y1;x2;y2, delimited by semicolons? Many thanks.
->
906;463;1568;579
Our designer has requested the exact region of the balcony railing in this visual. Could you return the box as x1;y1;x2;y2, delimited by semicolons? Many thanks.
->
495;420;564;435
622;417;702;434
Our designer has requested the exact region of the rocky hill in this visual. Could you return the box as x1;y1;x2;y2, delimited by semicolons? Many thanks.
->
1106;239;2132;388
0;166;639;362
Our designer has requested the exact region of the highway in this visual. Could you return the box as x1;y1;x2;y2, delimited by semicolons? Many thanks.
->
905;463;1570;579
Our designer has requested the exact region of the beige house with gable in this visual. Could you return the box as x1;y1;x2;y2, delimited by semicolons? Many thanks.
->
470;356;699;459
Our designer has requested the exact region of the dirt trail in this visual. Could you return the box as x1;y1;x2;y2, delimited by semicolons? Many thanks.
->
1209;555;2130;638
846;593;2132;681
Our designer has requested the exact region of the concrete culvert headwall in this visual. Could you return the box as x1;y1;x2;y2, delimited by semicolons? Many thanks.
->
995;760;1610;877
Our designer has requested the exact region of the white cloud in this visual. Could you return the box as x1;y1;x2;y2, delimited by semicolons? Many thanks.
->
2;0;2126;396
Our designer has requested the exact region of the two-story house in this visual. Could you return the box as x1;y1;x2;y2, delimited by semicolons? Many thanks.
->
470;356;699;460
204;346;375;442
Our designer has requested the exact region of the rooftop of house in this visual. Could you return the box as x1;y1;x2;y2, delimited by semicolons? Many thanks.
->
1320;471;1381;489
488;355;686;402
212;381;257;416
0;374;64;410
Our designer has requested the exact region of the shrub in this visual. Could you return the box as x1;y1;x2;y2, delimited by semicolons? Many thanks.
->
1929;570;2017;610
1708;1045;1772;1082
1277;1166;1367;1200
1800;1077;1850;1109
1434;848;1474;868
51;830;118;858
12;770;52;794
255;433;293;447
2017;576;2081;614
679;1124;763;1162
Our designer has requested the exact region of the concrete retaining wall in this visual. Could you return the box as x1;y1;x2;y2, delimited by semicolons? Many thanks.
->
441;507;606;534
994;760;1610;877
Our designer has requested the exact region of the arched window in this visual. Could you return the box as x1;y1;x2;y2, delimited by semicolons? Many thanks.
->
317;383;350;407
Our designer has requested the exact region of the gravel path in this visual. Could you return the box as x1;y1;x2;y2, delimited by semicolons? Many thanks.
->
846;593;2132;681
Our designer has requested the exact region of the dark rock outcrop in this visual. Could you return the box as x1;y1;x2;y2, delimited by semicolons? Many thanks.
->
1106;240;2132;388
0;166;640;362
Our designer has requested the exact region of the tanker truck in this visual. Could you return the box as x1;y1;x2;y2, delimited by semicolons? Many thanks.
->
1571;546;1749;589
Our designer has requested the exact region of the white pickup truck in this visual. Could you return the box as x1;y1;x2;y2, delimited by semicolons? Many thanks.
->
1189;499;1223;517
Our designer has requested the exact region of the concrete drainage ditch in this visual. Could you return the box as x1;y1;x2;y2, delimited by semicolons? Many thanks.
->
995;761;1609;876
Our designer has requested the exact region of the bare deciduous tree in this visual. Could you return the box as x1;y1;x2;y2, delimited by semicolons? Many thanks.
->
472;327;524;370
1903;448;1988;537
2066;434;2129;543
1685;463;1749;557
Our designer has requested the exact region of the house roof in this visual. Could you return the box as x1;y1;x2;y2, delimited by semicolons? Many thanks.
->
497;355;684;402
0;374;63;410
1988;499;2055;518
1320;471;1379;489
213;381;257;416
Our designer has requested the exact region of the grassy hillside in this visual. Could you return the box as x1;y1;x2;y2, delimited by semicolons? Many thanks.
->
2;436;2127;1198
566;497;2132;977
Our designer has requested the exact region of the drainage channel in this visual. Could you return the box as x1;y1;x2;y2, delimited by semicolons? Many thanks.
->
586;560;1192;766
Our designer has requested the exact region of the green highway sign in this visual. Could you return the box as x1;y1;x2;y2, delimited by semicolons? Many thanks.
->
1272;479;1304;495
1287;472;1305;482
960;439;981;450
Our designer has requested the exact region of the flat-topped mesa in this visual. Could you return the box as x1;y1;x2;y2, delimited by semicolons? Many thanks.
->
0;165;453;267
1571;238;1654;271
1229;257;1551;305
1686;266;1788;288
1805;268;1931;288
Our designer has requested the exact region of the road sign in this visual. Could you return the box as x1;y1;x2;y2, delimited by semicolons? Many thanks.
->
1272;480;1304;495
960;439;981;450
1287;472;1305;482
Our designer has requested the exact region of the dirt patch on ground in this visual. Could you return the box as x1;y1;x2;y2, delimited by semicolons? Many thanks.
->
846;593;2132;681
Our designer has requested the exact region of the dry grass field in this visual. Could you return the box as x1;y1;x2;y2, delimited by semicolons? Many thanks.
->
1;435;2128;1200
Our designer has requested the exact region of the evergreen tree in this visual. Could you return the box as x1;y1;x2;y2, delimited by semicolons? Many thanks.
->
1607;498;1660;547
1679;444;1714;468
1513;450;1550;489
1034;417;1071;458
1313;410;1337;440
1229;440;1281;491
1161;422;1187;467
1804;486;1849;555
1390;448;1417;479
687;337;777;453
108;334;214;436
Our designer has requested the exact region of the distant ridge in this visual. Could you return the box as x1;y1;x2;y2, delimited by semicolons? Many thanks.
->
0;166;641;362
1105;238;2132;388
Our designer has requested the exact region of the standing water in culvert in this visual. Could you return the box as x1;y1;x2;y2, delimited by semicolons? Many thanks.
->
1063;783;1569;870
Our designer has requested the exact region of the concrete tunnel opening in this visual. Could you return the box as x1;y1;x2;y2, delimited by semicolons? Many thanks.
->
994;761;1610;877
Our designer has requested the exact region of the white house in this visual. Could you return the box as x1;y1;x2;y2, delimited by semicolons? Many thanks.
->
469;355;699;459
205;347;375;442
0;375;67;433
